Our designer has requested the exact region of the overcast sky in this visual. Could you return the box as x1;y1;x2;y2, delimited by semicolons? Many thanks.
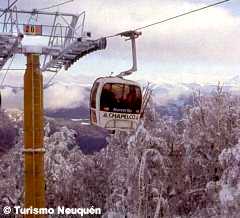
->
0;0;239;108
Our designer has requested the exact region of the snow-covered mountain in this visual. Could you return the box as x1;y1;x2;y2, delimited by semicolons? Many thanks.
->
2;75;240;119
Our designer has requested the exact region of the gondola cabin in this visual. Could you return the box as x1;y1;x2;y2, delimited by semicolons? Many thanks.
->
90;77;142;131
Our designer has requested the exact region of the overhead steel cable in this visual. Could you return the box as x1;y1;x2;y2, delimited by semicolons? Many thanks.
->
134;0;231;31
104;0;231;39
0;68;25;71
42;0;232;88
44;71;59;89
38;0;74;11
0;55;15;88
0;0;18;18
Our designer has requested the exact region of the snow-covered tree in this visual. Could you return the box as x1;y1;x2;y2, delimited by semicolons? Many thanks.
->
103;97;174;218
182;87;240;217
2;87;240;217
0;110;17;152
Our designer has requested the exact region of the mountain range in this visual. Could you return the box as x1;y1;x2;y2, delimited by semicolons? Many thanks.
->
2;75;240;120
44;75;240;119
2;76;240;155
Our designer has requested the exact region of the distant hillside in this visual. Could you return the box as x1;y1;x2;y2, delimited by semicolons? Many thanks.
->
45;93;194;121
47;118;108;154
2;109;108;155
156;94;194;119
0;110;18;155
45;105;89;119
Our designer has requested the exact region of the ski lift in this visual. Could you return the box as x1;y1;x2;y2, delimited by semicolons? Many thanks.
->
90;30;142;131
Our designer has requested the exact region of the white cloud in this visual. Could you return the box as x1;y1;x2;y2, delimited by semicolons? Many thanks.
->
1;88;23;109
44;82;89;110
1;81;90;109
4;0;239;66
1;0;240;109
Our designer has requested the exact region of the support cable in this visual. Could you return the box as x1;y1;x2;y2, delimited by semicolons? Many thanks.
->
0;55;15;88
43;0;232;87
44;71;59;89
104;0;231;39
0;0;18;18
1;0;232;88
38;0;74;11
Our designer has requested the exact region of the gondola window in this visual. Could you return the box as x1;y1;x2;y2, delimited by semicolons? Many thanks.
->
100;83;142;114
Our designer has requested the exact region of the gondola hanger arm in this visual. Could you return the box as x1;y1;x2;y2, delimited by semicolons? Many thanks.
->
116;30;141;78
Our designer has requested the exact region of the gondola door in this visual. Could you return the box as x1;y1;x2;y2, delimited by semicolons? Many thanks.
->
90;81;100;125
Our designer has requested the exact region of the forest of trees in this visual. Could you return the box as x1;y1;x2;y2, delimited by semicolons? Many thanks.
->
0;111;17;153
1;87;240;217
